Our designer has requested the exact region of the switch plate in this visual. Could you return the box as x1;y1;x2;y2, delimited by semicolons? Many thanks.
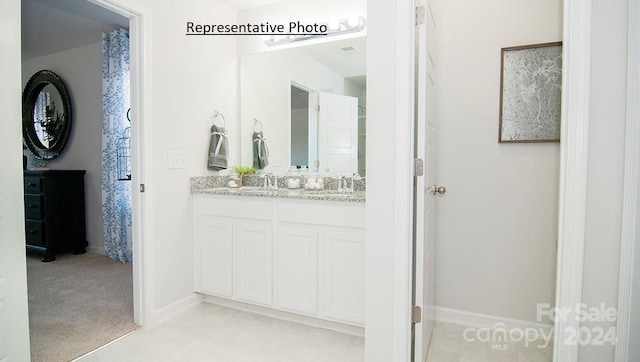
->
168;151;187;169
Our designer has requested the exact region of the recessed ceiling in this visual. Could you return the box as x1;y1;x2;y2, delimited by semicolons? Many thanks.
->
22;0;129;60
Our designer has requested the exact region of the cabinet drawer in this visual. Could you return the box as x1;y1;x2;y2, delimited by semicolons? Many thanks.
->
198;195;272;221
24;177;42;194
25;220;46;247
25;195;44;220
279;201;365;228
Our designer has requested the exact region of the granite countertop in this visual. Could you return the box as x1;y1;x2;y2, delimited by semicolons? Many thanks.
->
190;176;365;203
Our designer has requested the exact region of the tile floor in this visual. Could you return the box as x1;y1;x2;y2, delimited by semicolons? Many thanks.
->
76;302;552;362
426;322;553;362
75;302;364;362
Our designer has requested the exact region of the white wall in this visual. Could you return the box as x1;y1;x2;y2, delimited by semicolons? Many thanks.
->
133;0;238;315
22;42;107;255
239;49;348;172
435;0;562;323
579;0;628;360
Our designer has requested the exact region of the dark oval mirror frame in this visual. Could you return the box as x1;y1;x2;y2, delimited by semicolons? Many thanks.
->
22;70;72;160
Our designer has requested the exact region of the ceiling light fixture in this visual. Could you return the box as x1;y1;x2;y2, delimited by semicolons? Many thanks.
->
264;16;366;47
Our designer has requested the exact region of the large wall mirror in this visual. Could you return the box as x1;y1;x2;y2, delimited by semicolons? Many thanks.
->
22;70;73;160
240;36;366;177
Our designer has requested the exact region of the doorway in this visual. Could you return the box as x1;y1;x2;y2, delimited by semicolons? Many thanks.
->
290;84;310;168
20;0;149;359
410;0;562;360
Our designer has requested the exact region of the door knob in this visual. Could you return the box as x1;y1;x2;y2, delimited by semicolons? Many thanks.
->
432;185;446;195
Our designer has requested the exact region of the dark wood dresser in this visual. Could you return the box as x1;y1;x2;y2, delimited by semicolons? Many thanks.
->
24;170;87;262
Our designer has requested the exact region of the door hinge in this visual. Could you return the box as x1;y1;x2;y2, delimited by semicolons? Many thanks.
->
414;158;424;177
416;6;426;25
412;305;422;324
139;184;145;193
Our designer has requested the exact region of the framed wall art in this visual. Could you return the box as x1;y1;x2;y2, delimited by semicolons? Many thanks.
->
498;42;562;143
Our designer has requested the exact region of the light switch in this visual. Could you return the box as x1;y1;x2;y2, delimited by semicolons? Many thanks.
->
168;151;187;169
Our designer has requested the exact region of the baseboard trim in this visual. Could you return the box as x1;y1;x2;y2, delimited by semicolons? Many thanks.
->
71;327;141;361
86;246;106;255
433;306;554;340
203;295;365;337
151;293;204;327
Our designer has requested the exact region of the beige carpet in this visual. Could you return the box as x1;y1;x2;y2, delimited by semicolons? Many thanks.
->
27;252;139;362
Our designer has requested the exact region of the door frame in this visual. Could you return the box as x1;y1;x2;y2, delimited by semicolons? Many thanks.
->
0;1;31;359
615;0;640;360
365;0;415;360
88;0;154;326
554;1;640;360
552;0;592;360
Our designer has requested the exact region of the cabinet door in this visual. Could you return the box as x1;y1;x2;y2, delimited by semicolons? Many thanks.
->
195;217;233;297
234;221;273;305
320;230;365;325
274;226;318;314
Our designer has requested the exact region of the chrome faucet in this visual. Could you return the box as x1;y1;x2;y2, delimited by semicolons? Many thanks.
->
262;174;278;192
337;176;345;192
337;175;352;193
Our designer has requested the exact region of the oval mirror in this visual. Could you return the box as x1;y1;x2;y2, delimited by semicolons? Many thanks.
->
22;70;72;160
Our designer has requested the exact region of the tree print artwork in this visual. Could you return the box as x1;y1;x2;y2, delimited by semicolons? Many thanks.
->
499;42;562;142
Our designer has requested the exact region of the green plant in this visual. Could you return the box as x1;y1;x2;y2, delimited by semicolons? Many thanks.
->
233;166;256;175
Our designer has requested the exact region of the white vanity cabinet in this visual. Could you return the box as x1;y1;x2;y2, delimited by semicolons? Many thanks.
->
194;196;273;303
193;194;365;328
320;230;365;324
274;225;318;315
234;221;273;305
195;217;233;297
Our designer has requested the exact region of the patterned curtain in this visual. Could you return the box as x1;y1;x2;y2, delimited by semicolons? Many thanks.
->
102;28;132;262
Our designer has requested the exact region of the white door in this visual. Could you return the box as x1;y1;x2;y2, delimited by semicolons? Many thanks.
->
414;1;439;361
0;0;31;358
313;92;358;175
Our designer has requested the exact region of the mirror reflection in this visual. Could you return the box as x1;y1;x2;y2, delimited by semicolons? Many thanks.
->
23;69;72;160
240;36;366;176
33;84;65;148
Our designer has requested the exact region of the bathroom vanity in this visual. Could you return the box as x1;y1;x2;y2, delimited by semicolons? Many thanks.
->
192;181;365;333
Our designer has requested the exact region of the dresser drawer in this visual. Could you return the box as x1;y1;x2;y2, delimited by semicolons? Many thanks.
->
24;177;42;194
25;220;46;247
25;195;44;220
